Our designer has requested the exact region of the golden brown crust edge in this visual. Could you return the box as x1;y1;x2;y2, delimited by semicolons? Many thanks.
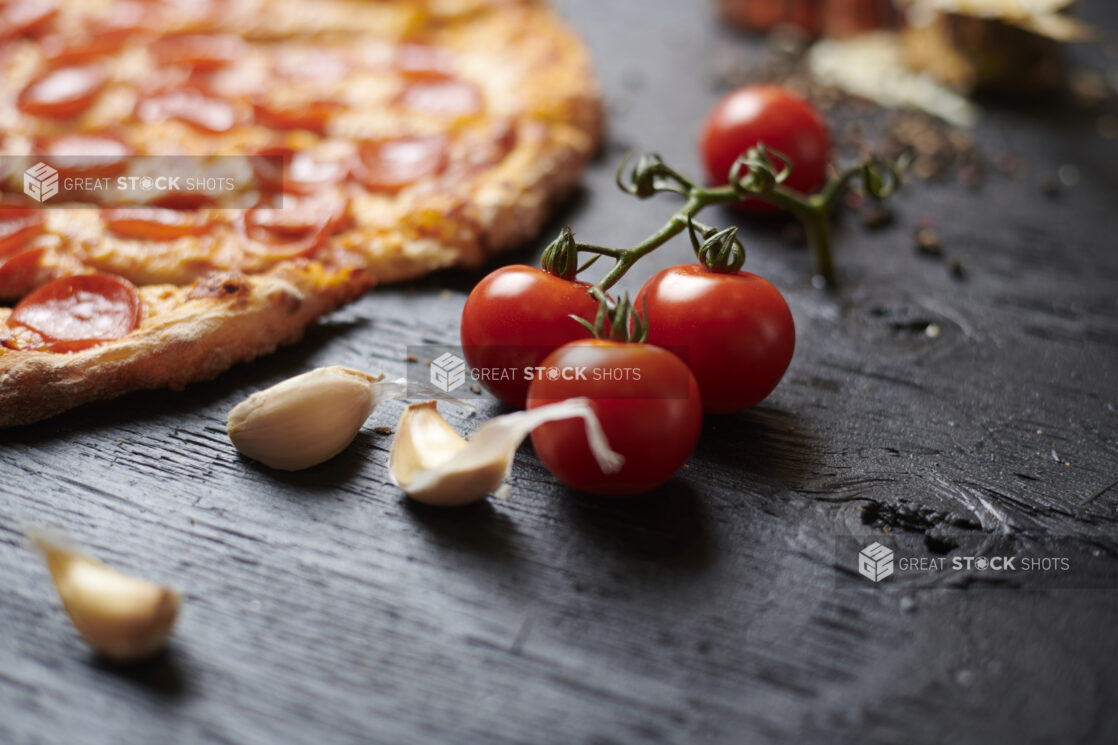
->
0;266;375;428
364;4;604;282
0;1;603;428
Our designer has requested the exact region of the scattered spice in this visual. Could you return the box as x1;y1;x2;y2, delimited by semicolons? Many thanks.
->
859;201;894;229
781;222;806;245
915;227;943;257
948;258;967;280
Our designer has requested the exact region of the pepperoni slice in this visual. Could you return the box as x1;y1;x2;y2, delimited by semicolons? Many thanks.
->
102;208;214;241
253;146;348;195
39;3;151;66
273;48;350;83
0;1;58;41
142;0;218;25
135;89;237;133
18;66;108;119
41;31;131;66
456;120;518;176
393;43;454;74
0;208;46;257
0;246;47;298
151;33;243;71
239;194;348;257
34;132;133;179
396;73;481;118
252;99;343;135
146;191;217;210
351;134;449;193
100;0;157;30
7;273;141;352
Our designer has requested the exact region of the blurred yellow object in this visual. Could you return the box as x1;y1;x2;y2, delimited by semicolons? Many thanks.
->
900;0;1093;94
809;32;978;125
904;0;1094;41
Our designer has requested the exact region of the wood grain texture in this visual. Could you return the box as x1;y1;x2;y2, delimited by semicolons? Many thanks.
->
2;2;1118;744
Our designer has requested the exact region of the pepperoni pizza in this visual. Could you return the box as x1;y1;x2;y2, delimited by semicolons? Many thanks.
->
0;0;601;427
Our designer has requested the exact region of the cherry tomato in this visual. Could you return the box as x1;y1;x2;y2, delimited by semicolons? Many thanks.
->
636;264;794;414
527;340;702;495
700;85;829;212
460;265;599;408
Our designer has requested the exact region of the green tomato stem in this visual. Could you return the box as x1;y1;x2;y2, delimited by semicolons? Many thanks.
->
588;185;838;292
559;148;904;296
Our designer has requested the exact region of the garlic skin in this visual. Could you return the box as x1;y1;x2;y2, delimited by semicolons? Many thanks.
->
30;531;180;663
389;401;504;506
390;398;623;507
227;366;406;471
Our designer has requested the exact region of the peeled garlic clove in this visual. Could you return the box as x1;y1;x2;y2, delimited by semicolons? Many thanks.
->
390;398;623;507
227;366;408;471
29;530;180;663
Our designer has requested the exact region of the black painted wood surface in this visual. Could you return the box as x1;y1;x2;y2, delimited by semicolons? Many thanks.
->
3;2;1118;744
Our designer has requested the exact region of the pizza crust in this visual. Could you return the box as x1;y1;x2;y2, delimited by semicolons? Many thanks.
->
0;264;374;428
0;0;602;427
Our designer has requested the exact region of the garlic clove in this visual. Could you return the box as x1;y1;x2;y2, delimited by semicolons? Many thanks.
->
389;398;623;507
227;366;409;471
29;530;180;663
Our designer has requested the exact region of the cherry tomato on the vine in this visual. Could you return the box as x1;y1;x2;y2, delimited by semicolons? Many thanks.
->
461;265;599;407
636;264;794;414
700;84;830;213
527;340;702;496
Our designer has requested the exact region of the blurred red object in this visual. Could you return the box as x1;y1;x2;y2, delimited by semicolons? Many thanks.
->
718;0;899;39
